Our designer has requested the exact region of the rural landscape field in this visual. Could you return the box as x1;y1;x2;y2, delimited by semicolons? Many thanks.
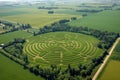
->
0;0;120;80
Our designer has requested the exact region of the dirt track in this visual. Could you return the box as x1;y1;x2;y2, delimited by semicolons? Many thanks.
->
92;37;120;80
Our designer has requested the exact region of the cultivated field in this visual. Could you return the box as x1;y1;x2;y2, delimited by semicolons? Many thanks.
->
2;14;78;28
0;1;120;80
23;32;103;67
69;10;120;33
0;6;80;28
0;53;44;80
98;60;120;80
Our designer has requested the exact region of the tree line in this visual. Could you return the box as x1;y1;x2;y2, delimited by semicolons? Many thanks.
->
1;38;29;65
0;19;119;79
38;6;59;10
34;21;119;50
0;38;109;80
22;50;108;80
76;9;103;13
0;20;32;35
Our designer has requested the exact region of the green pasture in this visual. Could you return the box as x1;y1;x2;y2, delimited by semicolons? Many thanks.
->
23;32;103;67
0;31;32;44
69;10;120;33
0;53;44;80
0;7;30;17
0;11;28;17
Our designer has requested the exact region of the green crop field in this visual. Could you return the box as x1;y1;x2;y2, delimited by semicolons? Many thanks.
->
23;32;103;67
0;7;29;17
0;31;32;44
0;53;44;80
69;10;120;33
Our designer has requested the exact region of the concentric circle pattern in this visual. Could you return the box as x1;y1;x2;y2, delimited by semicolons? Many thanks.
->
23;32;103;66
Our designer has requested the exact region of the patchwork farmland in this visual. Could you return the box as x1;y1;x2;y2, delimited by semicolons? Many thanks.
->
0;0;120;80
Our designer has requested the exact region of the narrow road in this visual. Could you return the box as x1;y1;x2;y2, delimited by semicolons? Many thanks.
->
92;37;120;80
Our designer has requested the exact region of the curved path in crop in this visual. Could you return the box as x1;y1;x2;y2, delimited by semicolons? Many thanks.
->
92;37;120;80
23;32;102;66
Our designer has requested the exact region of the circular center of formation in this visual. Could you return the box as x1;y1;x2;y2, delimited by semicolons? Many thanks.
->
23;32;101;66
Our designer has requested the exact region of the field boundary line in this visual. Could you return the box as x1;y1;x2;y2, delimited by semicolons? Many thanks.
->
92;37;120;80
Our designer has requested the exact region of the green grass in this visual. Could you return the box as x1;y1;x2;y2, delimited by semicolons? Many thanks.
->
0;53;44;80
0;11;28;17
114;41;120;52
23;32;103;68
0;30;32;44
0;7;29;17
98;60;120;80
69;10;120;33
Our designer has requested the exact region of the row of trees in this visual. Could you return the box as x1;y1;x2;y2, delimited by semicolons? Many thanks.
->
19;24;32;30
0;38;109;80
0;20;32;35
1;19;119;79
2;38;29;65
38;6;59;10
48;11;54;14
0;20;13;26
34;22;119;50
99;6;112;10
2;38;25;48
22;50;108;80
76;9;103;13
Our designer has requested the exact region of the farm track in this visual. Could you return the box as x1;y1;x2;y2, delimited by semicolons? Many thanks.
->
92;37;120;80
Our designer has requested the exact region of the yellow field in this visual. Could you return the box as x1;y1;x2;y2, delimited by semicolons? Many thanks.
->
98;60;120;80
1;7;80;28
2;14;78;28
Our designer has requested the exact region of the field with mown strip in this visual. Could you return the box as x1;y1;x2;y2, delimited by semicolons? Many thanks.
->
23;32;103;67
0;31;32;44
69;10;120;33
0;53;44;80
